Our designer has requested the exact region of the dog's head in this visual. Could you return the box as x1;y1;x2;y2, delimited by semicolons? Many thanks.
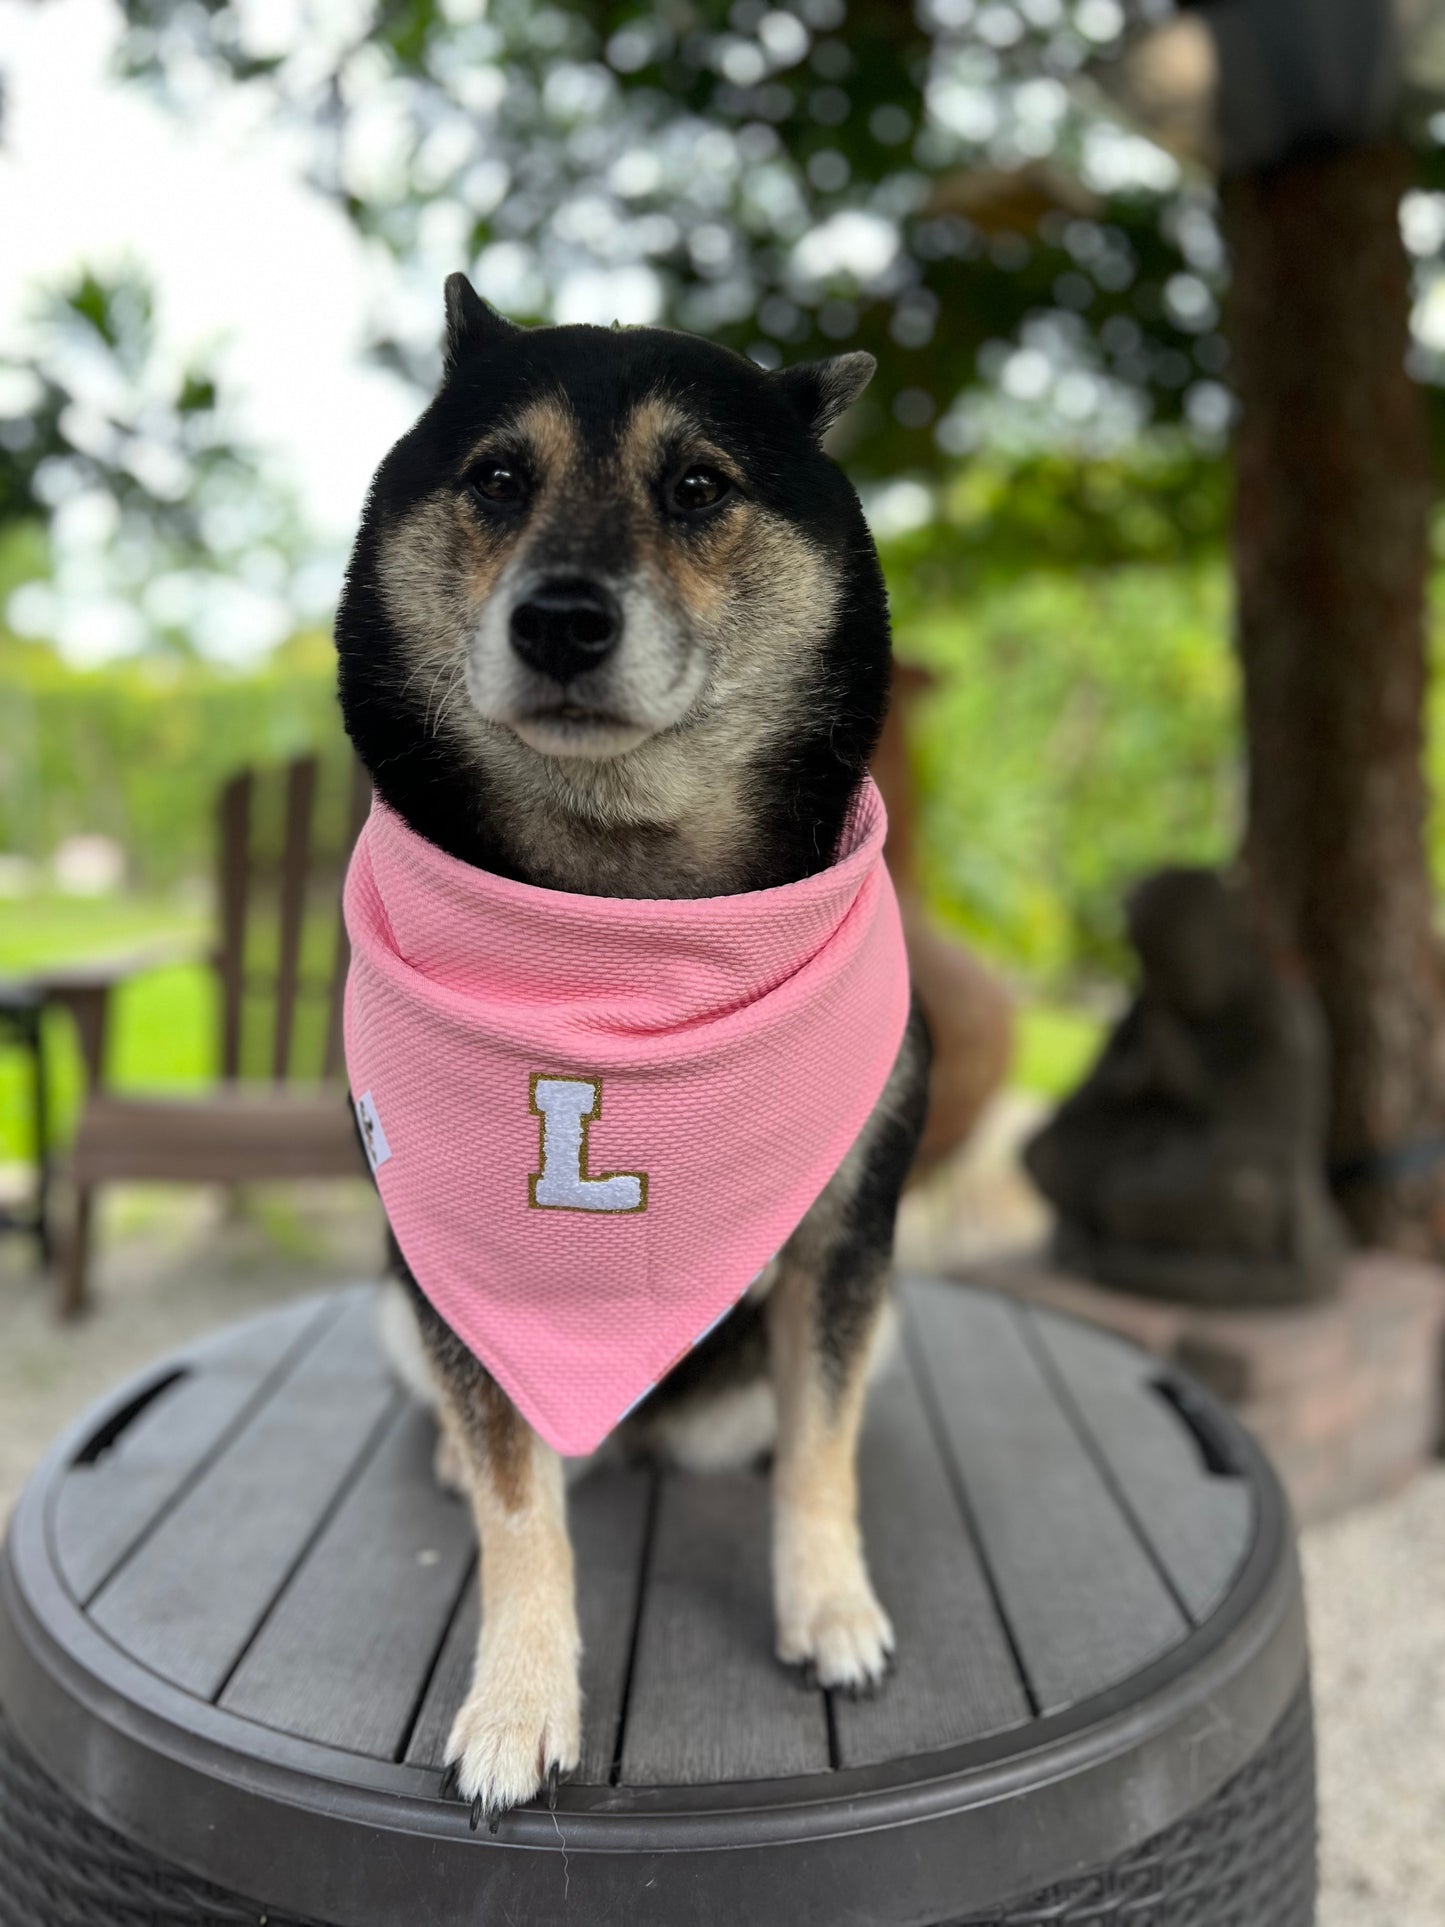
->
337;276;891;891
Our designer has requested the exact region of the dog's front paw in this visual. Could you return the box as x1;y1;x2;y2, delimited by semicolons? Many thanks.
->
777;1574;895;1693
444;1649;581;1830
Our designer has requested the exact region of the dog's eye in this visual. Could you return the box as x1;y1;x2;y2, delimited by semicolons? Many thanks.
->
667;466;733;516
467;459;528;508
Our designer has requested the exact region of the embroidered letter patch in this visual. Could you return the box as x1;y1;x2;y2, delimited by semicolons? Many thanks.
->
354;1090;392;1173
529;1074;647;1213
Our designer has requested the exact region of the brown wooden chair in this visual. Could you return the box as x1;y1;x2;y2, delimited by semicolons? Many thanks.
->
52;754;373;1317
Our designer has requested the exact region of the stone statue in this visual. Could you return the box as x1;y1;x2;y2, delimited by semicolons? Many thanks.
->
1023;867;1346;1305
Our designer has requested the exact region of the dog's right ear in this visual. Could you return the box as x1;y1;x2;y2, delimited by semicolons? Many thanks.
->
769;351;876;442
443;273;517;374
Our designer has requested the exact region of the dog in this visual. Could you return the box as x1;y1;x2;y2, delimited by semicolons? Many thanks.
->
335;273;930;1826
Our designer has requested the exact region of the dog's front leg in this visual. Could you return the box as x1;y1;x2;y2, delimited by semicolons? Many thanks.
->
768;1253;894;1693
766;1005;929;1693
436;1380;581;1827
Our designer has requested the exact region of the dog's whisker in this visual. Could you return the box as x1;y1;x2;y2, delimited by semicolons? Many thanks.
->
395;650;460;720
431;661;469;738
421;660;454;737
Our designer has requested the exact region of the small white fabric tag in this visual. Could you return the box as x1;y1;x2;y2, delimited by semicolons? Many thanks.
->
355;1090;392;1172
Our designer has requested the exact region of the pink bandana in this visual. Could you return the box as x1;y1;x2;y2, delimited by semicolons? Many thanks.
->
342;779;910;1456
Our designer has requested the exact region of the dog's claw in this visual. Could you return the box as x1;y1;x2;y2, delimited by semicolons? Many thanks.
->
546;1762;559;1810
469;1795;484;1833
487;1806;502;1836
439;1761;459;1800
844;1644;895;1701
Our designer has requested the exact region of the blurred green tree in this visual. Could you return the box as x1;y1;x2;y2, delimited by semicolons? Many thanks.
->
4;270;244;552
0;265;309;656
108;0;1232;488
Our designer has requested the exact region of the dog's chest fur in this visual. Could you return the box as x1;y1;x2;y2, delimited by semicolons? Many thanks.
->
336;299;927;1430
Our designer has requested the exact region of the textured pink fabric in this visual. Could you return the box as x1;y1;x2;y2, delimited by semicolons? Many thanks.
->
343;778;910;1456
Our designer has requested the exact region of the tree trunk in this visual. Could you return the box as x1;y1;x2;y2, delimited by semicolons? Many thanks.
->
1223;138;1445;1252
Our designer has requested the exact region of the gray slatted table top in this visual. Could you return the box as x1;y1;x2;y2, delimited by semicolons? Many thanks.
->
0;1276;1308;1927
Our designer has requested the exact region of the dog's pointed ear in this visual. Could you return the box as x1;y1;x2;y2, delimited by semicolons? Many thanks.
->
770;351;876;441
443;273;517;374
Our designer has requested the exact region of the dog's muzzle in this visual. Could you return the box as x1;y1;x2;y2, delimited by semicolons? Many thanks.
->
509;576;621;684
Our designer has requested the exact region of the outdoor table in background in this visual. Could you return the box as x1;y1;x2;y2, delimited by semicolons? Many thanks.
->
0;980;51;1268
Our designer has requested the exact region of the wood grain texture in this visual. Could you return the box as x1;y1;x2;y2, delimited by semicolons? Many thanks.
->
88;1293;398;1699
833;1339;1032;1767
401;1462;652;1784
56;1280;1262;1792
55;1296;336;1603
570;1464;655;1784
72;1089;364;1186
215;766;253;1082
901;1277;1188;1715
619;1469;829;1786
1025;1309;1254;1625
219;1401;474;1754
400;1577;478;1773
271;755;318;1081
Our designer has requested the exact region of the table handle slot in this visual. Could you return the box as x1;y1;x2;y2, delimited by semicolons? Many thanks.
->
71;1370;188;1467
1150;1375;1244;1480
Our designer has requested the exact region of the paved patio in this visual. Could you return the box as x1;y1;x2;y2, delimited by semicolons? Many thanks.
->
1;1139;1442;1925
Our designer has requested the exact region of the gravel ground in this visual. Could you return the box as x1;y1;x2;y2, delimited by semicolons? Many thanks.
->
1305;1467;1445;1926
2;1142;1442;1919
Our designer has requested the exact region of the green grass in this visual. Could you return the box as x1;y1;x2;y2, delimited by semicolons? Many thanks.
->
0;895;213;1161
0;894;204;974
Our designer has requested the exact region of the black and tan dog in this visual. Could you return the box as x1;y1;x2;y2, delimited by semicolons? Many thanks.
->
336;275;929;1825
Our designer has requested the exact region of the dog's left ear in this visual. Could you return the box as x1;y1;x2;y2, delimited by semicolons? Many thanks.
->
770;351;877;442
443;272;518;375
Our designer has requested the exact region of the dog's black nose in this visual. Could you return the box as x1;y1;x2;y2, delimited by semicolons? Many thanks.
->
510;577;621;683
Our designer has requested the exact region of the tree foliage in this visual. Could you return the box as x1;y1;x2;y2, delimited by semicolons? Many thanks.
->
0;266;308;655
0;623;346;880
112;0;1233;481
2;271;244;546
901;549;1239;977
